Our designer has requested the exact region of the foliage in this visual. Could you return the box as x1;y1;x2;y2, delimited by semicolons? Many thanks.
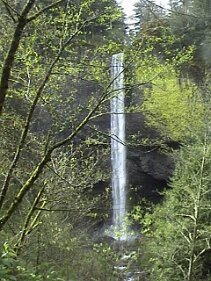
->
0;0;123;222
140;63;205;141
0;0;211;280
0;238;117;281
0;242;65;281
0;0;125;280
141;135;211;281
130;26;205;142
129;7;211;279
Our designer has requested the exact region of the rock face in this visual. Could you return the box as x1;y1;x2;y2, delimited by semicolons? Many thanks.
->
127;149;173;202
125;112;175;203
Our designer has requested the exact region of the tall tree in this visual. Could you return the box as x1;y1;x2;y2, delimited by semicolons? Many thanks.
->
168;0;211;83
134;0;165;30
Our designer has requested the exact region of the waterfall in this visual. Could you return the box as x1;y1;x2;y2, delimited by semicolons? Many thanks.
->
110;53;127;239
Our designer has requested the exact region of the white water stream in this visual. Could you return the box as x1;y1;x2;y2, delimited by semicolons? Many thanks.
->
110;54;143;281
110;53;127;239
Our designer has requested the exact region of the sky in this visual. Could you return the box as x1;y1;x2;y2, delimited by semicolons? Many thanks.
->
118;0;169;23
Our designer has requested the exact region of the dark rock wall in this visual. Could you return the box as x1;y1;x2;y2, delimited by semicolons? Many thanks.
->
125;111;174;203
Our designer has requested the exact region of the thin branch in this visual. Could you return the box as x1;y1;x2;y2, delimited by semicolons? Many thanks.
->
87;124;166;153
1;0;20;16
27;0;66;23
15;186;46;254
35;206;125;212
187;134;208;281
144;0;203;19
25;66;31;100
1;0;18;22
35;207;92;212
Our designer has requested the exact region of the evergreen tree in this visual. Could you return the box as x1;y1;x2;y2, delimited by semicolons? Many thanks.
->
134;0;165;29
168;0;211;83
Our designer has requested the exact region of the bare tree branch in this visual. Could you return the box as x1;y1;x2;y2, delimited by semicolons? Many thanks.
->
1;0;19;22
15;185;46;254
27;0;66;23
1;0;20;15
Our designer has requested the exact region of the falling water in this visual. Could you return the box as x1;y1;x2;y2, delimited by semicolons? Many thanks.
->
110;53;127;239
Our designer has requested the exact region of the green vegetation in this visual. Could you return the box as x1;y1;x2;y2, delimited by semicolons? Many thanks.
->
140;63;205;140
131;1;211;280
0;0;124;279
141;135;211;281
0;0;210;280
